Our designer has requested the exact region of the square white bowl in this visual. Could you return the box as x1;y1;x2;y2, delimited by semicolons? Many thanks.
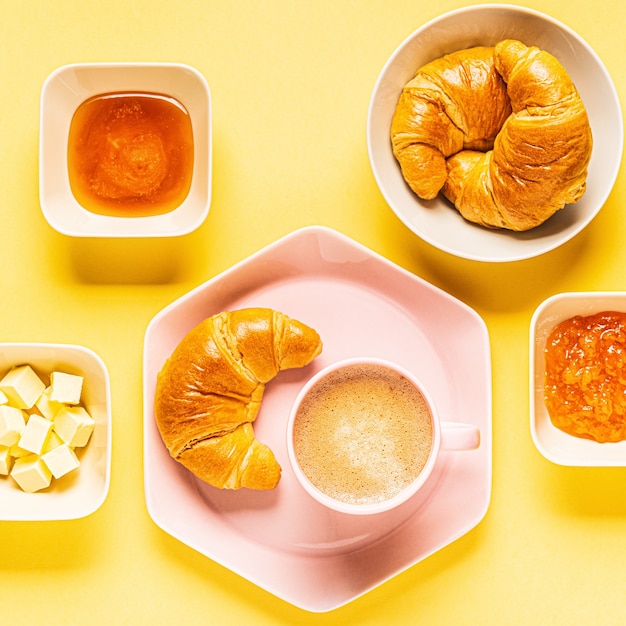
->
0;344;111;520
39;63;212;238
530;292;626;465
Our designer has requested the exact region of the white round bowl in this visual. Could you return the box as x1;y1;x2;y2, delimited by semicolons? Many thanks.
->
39;63;212;238
367;4;623;262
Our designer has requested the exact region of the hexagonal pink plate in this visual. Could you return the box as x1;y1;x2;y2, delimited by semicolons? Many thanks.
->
143;226;491;612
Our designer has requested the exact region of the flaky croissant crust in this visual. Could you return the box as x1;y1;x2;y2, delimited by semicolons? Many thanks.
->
154;308;322;490
390;40;593;231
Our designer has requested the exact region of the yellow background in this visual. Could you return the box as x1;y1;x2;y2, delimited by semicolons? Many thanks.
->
1;0;625;624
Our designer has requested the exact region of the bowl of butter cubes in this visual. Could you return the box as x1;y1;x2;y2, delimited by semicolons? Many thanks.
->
0;343;111;520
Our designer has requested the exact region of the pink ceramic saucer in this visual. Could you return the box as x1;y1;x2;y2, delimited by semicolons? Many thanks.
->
143;226;492;612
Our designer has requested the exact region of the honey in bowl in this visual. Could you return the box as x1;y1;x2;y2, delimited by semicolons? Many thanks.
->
67;92;194;217
544;311;626;442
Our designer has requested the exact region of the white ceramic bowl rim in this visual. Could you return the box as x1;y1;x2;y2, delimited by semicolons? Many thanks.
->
530;292;626;466
367;4;623;262
0;342;112;520
39;62;212;238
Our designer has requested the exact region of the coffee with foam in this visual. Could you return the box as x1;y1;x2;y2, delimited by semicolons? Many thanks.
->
292;362;433;506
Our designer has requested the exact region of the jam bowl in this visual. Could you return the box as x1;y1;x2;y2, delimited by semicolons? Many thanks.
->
531;292;626;466
39;63;212;238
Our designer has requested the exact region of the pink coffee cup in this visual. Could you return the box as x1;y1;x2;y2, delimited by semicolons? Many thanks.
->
286;357;480;515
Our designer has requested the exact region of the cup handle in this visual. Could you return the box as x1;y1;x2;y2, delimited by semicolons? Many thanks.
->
440;422;481;451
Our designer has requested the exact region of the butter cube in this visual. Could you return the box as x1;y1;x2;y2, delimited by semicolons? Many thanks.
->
0;445;12;475
0;390;8;404
53;406;95;447
42;443;80;479
18;414;53;455
10;454;52;492
0;405;27;446
49;372;83;405
35;386;64;420
0;365;45;409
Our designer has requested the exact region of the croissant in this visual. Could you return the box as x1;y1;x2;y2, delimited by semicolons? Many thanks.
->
391;46;512;201
154;308;323;490
391;40;593;231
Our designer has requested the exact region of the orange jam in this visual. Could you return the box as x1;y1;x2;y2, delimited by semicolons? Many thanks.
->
67;92;194;217
544;311;626;442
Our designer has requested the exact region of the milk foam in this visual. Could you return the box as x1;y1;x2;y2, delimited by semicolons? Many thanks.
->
293;363;433;505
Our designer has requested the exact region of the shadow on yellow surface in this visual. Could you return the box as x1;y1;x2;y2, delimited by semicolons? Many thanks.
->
67;237;194;285
402;225;595;315
0;516;102;570
542;464;626;517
